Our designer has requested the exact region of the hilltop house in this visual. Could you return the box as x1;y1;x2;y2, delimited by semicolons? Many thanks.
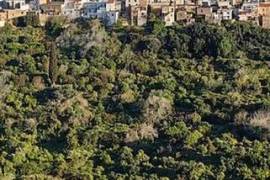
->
161;5;175;26
217;7;232;20
129;5;147;25
2;0;29;10
62;0;82;19
125;0;140;8
258;2;270;16
217;0;231;8
258;2;270;28
196;6;212;19
176;7;194;24
241;0;259;13
40;1;64;15
235;0;258;24
81;0;120;26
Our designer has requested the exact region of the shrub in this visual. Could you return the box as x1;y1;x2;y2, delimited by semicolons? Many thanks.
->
249;110;270;131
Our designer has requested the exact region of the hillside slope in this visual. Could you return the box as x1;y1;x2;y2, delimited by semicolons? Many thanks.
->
0;20;270;179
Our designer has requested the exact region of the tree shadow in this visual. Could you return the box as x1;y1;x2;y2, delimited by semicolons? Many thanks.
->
34;88;59;104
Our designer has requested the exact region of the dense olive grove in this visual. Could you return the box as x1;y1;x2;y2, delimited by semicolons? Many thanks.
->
0;19;270;179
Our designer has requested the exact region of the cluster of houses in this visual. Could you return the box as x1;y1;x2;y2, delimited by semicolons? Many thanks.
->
0;0;270;28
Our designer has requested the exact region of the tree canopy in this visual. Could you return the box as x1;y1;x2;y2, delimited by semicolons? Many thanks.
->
0;20;270;179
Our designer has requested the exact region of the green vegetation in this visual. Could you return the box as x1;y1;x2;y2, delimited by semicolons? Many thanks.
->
0;19;270;179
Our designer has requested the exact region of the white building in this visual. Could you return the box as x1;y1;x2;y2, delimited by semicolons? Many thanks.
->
106;0;121;11
129;5;147;26
217;0;231;8
125;0;139;7
241;0;259;12
81;0;120;25
217;7;233;19
162;6;175;26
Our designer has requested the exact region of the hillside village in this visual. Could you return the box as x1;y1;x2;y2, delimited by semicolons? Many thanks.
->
0;0;270;27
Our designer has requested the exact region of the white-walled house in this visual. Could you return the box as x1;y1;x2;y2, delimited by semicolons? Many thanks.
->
217;7;232;20
81;0;120;25
162;6;175;26
106;0;121;11
129;5;147;26
241;0;259;13
125;0;139;8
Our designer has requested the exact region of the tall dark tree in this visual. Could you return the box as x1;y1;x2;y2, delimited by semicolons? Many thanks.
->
48;42;58;85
